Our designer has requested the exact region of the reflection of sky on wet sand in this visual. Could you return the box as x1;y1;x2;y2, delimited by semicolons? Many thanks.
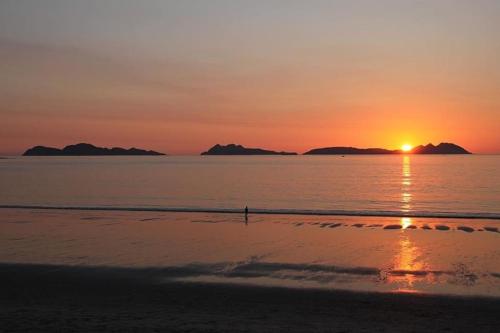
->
388;233;428;293
401;217;412;229
1;209;500;297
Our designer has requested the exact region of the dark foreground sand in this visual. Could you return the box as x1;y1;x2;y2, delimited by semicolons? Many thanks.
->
1;264;499;332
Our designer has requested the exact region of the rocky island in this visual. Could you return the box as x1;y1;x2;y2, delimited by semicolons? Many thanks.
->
304;143;470;155
201;144;297;155
410;143;471;154
23;143;165;156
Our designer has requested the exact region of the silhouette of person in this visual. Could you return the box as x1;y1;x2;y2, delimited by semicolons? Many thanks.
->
244;206;248;225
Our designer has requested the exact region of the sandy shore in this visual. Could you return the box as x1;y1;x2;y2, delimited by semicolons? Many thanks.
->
2;208;500;298
2;208;500;331
2;263;500;332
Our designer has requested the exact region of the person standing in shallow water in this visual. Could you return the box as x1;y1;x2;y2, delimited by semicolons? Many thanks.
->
244;206;248;224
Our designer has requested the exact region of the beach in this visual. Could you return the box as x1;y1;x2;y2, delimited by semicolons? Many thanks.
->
1;208;500;331
2;262;500;332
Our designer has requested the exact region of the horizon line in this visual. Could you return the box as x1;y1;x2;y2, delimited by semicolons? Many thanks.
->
7;142;500;156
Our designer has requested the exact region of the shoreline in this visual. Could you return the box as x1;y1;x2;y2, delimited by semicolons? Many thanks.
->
2;263;500;332
2;204;500;220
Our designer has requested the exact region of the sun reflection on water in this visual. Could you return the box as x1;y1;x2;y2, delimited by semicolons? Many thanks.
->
401;156;412;212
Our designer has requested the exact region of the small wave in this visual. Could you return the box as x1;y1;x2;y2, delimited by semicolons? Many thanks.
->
1;204;500;220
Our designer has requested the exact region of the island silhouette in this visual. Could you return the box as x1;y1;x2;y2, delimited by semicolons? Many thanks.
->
23;143;165;156
22;142;470;156
202;142;470;155
410;143;471;154
304;143;470;155
201;144;297;155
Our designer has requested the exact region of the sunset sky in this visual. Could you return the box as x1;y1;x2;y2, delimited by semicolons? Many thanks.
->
1;0;500;155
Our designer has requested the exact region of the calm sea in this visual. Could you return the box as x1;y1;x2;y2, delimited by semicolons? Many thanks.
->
1;155;499;217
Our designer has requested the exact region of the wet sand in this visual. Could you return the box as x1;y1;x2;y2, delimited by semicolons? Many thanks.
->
2;263;500;333
2;208;500;331
2;208;500;296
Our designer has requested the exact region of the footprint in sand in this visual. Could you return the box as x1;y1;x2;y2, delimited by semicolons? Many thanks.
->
352;223;365;228
421;225;432;230
484;227;499;233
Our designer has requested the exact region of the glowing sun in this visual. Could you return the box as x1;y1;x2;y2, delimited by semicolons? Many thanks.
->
401;144;413;152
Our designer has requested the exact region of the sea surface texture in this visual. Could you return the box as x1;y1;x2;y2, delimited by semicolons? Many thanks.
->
1;155;499;217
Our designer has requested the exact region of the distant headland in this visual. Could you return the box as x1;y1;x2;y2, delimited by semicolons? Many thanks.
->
201;144;297;155
23;143;165;156
305;143;470;155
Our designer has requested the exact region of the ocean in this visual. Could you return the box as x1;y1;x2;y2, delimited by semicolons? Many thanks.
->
1;155;499;217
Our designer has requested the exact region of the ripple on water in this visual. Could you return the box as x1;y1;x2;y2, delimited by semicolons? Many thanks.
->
8;221;32;224
140;218;160;222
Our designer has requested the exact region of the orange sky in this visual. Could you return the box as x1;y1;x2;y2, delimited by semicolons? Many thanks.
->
1;1;499;155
